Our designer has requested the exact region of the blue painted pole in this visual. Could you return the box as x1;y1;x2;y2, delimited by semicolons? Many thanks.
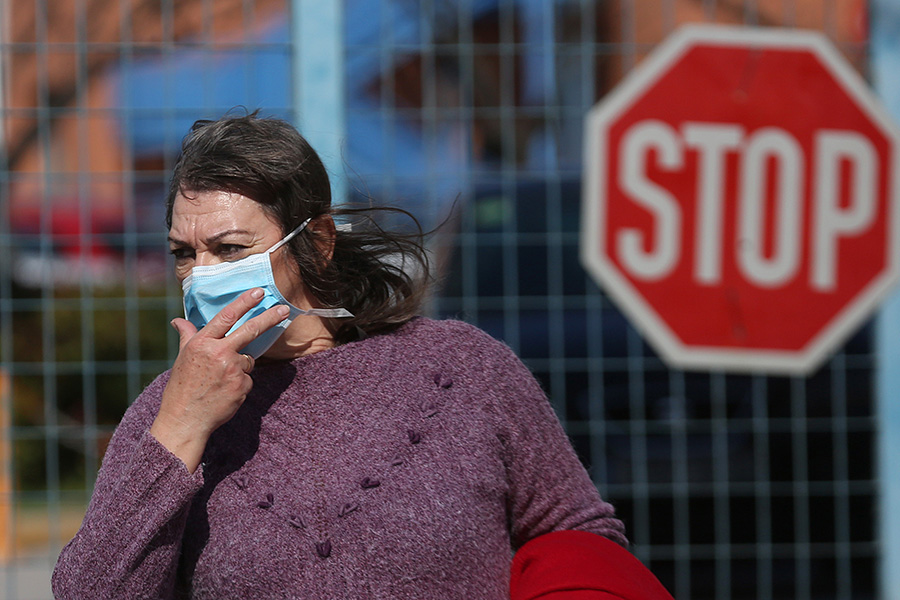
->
876;295;900;597
871;1;900;595
292;0;346;205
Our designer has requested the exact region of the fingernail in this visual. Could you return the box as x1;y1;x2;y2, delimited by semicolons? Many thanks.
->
250;288;264;299
276;305;290;317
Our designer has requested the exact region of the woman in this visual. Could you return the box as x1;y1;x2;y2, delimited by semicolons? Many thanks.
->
52;113;670;599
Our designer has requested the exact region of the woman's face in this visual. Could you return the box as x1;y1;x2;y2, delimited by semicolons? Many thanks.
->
168;189;334;357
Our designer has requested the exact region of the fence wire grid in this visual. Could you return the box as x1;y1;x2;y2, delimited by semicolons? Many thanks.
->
0;1;883;599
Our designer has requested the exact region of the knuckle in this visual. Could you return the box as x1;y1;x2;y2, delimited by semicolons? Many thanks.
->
222;356;241;375
243;321;261;339
180;337;204;357
193;338;218;358
217;306;238;325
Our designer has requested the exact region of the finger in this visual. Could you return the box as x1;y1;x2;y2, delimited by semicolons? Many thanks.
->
201;288;265;339
170;318;198;351
224;304;291;351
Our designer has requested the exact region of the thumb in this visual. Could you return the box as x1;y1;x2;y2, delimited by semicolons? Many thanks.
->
170;317;198;349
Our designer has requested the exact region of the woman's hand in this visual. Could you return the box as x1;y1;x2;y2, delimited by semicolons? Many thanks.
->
150;288;290;472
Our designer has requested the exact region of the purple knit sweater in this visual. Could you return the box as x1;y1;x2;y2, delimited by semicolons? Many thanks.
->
52;318;626;599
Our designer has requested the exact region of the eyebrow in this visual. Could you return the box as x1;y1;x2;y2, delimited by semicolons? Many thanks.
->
167;229;255;246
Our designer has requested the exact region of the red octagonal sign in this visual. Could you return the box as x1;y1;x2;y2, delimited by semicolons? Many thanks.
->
582;25;900;374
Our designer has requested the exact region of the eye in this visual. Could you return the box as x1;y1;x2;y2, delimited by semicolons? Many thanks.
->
169;247;195;261
217;244;248;259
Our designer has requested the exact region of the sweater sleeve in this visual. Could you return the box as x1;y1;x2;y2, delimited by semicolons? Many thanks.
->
470;328;628;550
52;374;204;600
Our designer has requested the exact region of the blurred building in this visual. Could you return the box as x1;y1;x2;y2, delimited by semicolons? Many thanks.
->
4;0;866;286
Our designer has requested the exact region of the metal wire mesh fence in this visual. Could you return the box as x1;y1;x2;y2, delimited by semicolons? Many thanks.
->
0;1;882;598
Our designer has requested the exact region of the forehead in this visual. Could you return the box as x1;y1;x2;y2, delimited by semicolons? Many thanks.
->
170;190;281;237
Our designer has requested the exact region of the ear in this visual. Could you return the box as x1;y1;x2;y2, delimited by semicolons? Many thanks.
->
308;215;337;261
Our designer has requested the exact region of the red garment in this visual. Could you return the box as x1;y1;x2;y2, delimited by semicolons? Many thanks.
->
510;530;674;600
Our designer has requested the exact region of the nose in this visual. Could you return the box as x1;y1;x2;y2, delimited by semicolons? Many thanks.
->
193;250;220;267
174;250;219;283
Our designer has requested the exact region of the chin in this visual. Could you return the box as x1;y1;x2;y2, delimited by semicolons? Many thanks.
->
258;342;295;361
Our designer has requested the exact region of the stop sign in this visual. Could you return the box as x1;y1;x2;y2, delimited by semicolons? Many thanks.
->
581;25;900;374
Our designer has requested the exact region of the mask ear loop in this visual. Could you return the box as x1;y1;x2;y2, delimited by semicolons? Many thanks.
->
265;217;356;319
267;217;313;254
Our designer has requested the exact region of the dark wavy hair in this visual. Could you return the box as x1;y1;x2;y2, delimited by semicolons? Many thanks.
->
165;111;432;344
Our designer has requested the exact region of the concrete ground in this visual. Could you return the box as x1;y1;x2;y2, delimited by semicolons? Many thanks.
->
0;501;83;599
0;559;54;600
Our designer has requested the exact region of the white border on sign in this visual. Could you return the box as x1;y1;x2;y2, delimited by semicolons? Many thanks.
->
580;24;900;375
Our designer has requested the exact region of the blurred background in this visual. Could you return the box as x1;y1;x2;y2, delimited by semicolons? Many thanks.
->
1;0;899;598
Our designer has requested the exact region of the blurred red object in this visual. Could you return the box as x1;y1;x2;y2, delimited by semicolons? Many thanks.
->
510;530;674;600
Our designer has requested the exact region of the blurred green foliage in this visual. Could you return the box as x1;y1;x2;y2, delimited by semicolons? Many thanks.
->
8;282;173;491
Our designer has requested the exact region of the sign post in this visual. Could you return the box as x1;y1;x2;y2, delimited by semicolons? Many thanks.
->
582;25;900;374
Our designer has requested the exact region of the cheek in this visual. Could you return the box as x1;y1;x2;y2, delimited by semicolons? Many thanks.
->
272;253;308;305
174;262;192;282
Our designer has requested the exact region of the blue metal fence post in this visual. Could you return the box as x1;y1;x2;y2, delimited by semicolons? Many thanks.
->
876;294;900;597
292;0;346;205
871;1;900;595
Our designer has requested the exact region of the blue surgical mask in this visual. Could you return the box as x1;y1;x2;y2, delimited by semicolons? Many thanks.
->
181;218;353;358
